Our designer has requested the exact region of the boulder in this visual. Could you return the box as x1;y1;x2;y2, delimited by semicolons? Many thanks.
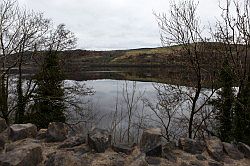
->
162;141;176;152
64;144;90;155
162;149;177;162
0;127;10;142
179;152;193;161
196;154;207;161
223;156;234;164
238;142;250;159
46;122;68;142
45;151;81;166
130;153;148;166
0;118;7;133
189;160;204;166
0;139;42;166
205;137;224;161
36;129;47;140
179;138;205;154
140;128;162;156
208;160;223;166
162;142;177;162
89;152;125;166
0;137;5;151
87;128;111;153
9;123;37;141
112;143;134;155
5;138;39;152
180;162;189;166
222;142;244;160
145;156;161;165
58;135;86;149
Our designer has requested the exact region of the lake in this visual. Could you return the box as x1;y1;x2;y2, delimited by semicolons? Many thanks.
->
10;67;216;142
64;77;215;142
64;79;159;127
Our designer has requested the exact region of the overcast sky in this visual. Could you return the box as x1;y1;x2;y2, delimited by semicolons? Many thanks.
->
18;0;221;50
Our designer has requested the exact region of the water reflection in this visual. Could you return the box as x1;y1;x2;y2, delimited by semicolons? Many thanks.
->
65;79;157;126
65;79;215;143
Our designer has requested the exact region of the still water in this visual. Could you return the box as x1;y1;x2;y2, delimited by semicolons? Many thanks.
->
65;79;160;128
64;78;214;136
85;79;156;113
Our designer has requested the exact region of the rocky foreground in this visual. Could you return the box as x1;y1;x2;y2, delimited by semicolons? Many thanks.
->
0;118;249;166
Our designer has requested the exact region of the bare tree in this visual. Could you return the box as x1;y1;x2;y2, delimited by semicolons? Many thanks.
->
15;9;50;123
144;83;186;141
0;0;48;123
0;0;18;124
108;81;145;144
0;0;78;125
155;0;218;138
122;81;144;143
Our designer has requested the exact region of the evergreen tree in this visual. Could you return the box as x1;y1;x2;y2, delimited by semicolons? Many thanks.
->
213;59;235;142
0;75;9;124
234;74;250;144
25;24;76;128
28;51;66;128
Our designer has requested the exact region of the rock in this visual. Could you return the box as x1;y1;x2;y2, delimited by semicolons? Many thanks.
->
196;154;207;161
140;128;162;157
89;152;125;166
145;156;161;165
189;160;204;166
9;123;37;141
162;141;177;151
180;162;189;166
5;138;39;152
123;147;149;165
223;156;234;164
0;137;5;151
222;142;244;160
87;128;111;153
238;142;250;159
45;151;81;166
58;135;86;149
0;139;42;166
65;144;90;155
46;122;68;142
112;143;133;155
162;151;177;163
179;152;192;160
0;118;7;133
162;146;177;162
179;138;205;154
0;128;10;143
162;142;177;162
130;153;148;166
36;129;47;140
208;160;223;166
206;137;224;161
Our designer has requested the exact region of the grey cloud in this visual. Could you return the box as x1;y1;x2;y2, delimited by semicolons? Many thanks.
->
18;0;221;50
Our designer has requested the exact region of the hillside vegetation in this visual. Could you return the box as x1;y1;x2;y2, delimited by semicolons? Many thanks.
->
61;43;226;68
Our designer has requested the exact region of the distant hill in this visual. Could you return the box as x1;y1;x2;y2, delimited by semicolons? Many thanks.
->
60;43;225;68
3;43;250;85
4;43;235;69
